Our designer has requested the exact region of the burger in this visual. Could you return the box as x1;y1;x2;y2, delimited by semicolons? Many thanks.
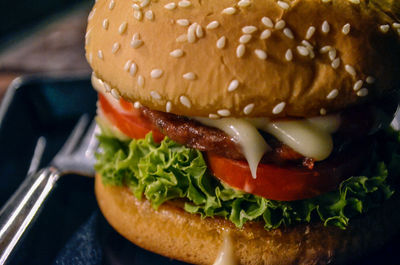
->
85;0;400;264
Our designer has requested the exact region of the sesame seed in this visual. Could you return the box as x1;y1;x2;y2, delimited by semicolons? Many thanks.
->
85;29;91;45
133;101;141;109
322;0;331;3
353;80;363;91
272;102;286;114
111;89;120;100
217;109;231;117
150;91;161;100
209;114;220;119
188;23;197;43
88;9;96;20
178;0;192;8
238;0;251;7
345;65;356;76
145;10;154;21
134;10;143;21
104;82;111;92
109;0;115;10
102;19;109;30
170;49;184;58
283;28;294;39
320;108;327;115
196;25;204;38
164;3;177;10
119;22;128;34
176;34;188;42
112;42;120;54
129;63;137;76
222;7;236;15
331;58;340;69
366;76;375;84
242;26;258;34
131;39;143;48
326;89;338;99
357;88;368;97
166;101;172;113
320;45;332;53
132;32;140;40
243;103;255;115
227;80;239;92
132;4;140;10
141;0;150;7
124;60;132;71
321;21;330;33
98;50;104;59
393;23;400;29
305;26;315;39
285;49;293;61
328;48;336;61
379;24;390;33
239;34;252;44
177;19;190;26
254;49;267;60
216;36;226;49
261;17;274;28
183;72;196;80
296;46;309;56
301;40;313;49
342;23;351;35
87;53;93;64
236;44;246;58
151;69;163;79
137;75;144;87
275;20;286;30
277;1;290;10
180;96;192;108
260;29;271;39
206;21;220;29
348;0;360;4
308;49;315;59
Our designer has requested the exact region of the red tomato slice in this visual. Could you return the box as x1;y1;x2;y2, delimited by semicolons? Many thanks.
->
207;147;366;201
98;94;165;142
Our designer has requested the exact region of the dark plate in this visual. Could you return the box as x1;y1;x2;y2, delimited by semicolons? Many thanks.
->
0;76;398;265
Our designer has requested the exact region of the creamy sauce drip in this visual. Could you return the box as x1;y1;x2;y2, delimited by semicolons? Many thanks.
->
213;230;238;265
197;116;340;179
195;117;270;180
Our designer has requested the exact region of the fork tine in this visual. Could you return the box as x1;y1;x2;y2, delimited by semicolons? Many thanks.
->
56;114;89;156
76;119;99;158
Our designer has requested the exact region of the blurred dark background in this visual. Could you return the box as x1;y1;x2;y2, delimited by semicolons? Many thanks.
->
0;0;93;100
0;0;88;46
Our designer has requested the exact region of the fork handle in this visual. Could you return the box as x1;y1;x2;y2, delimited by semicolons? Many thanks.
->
0;167;60;264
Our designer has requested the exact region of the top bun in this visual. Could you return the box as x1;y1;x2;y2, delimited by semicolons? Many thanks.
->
85;0;400;118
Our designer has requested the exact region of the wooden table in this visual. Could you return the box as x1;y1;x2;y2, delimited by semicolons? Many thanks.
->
0;6;92;102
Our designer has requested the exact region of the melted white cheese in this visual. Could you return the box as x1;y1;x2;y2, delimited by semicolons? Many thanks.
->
196;115;340;179
195;117;270;179
213;230;238;265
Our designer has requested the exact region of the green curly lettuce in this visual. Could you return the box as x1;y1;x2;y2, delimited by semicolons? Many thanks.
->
95;130;399;230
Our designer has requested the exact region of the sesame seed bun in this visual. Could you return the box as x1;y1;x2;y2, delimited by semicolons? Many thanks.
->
85;0;400;118
95;173;400;265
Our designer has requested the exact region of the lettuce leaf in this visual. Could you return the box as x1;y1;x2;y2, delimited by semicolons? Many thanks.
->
95;130;399;230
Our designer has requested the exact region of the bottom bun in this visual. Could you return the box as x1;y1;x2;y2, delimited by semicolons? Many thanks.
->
95;174;400;265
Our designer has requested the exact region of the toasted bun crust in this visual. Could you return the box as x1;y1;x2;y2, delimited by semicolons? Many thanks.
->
85;0;400;118
95;174;400;265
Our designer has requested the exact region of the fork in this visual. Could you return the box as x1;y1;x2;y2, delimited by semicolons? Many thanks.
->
0;115;99;264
